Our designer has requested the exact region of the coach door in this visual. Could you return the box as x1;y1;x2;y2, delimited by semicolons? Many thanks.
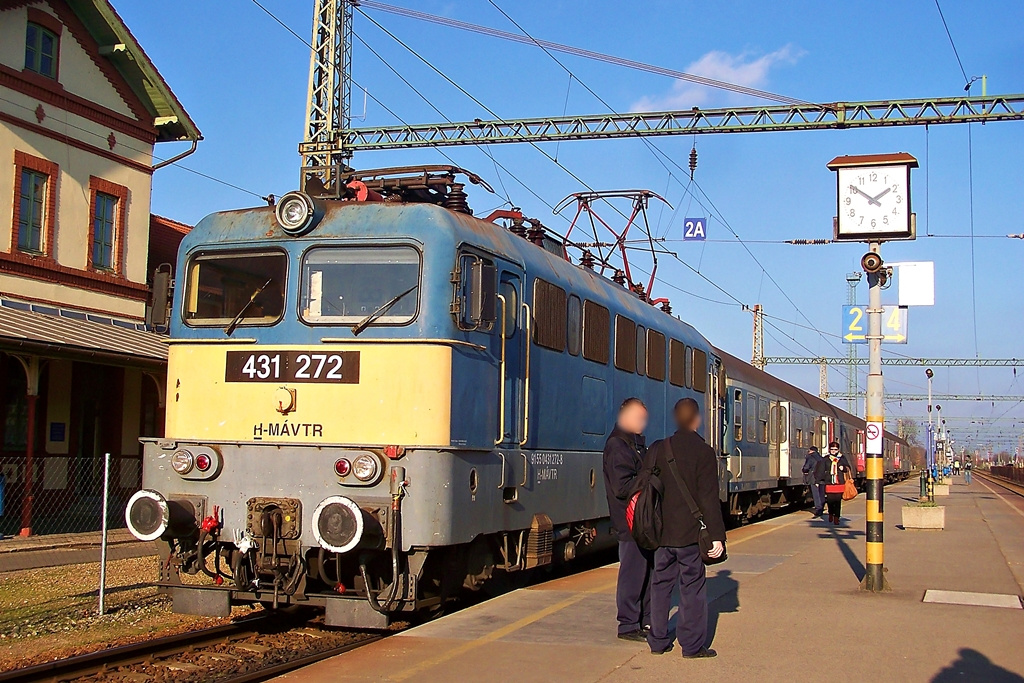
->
495;268;527;450
768;401;780;477
777;401;791;479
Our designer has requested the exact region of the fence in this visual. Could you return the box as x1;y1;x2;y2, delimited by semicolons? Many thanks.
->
989;465;1024;485
0;453;141;537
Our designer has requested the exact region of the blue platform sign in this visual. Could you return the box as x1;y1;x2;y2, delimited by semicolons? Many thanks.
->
683;217;707;241
843;305;908;344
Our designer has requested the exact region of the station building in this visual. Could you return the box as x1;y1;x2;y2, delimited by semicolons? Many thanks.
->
0;0;199;535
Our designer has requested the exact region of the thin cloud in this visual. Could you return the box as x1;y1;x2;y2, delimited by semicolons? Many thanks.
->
631;45;804;111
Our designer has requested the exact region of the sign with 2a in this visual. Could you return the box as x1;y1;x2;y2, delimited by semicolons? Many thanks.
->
683;217;707;241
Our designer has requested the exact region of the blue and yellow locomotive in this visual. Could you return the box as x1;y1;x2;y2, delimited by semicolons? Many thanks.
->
125;167;907;627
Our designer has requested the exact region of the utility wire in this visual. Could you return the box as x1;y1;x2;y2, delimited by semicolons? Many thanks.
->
0;95;264;199
359;0;810;105
481;0;844;358
934;0;970;84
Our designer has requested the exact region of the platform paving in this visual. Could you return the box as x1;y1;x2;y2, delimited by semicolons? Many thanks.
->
279;475;1024;683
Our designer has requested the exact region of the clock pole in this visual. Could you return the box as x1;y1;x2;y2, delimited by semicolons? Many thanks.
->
862;240;889;592
827;152;917;593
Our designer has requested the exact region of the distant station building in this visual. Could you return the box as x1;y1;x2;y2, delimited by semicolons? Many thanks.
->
0;0;200;535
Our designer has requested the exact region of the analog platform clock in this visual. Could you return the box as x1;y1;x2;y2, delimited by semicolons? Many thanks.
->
827;152;918;241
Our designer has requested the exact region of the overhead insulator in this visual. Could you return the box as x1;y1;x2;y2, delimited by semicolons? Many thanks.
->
612;270;626;286
510;216;527;238
580;250;595;270
689;146;698;180
443;183;471;214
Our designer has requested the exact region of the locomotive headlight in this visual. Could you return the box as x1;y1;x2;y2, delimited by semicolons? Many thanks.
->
125;489;170;541
170;450;194;475
275;191;324;236
352;454;380;482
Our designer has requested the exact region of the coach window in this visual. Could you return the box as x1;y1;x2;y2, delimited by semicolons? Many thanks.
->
566;294;582;356
582;301;610;364
758;398;768;444
746;394;757;443
691;348;708;392
635;325;646;376
533;278;567;351
614;316;637;372
733;390;743;441
646;330;666;381
669;339;686;386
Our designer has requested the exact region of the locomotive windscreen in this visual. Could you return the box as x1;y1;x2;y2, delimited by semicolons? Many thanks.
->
184;250;287;326
300;246;420;325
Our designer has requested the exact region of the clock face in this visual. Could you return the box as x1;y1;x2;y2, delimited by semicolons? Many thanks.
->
836;164;911;239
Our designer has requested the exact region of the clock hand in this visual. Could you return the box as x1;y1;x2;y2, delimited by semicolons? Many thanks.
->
849;185;882;206
869;187;892;203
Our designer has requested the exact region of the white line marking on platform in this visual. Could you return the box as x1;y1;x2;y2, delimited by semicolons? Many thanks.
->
923;590;1022;609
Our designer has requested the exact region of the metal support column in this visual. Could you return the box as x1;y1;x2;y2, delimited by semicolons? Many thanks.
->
861;242;888;592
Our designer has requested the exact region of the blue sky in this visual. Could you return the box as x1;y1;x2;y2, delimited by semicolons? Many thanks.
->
120;0;1024;453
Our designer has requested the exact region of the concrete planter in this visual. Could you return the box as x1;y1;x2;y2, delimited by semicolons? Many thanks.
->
934;484;950;496
903;505;945;530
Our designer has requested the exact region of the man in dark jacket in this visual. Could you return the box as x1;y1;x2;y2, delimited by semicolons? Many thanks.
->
647;398;726;658
802;446;825;516
602;397;652;642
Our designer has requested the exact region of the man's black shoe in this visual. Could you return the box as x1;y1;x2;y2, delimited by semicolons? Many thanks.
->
650;643;674;655
682;648;717;659
617;630;647;642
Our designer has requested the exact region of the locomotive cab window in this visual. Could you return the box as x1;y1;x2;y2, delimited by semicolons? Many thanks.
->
301;246;420;325
185;250;287;326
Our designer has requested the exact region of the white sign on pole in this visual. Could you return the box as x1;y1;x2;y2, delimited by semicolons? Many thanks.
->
891;261;935;306
866;421;883;455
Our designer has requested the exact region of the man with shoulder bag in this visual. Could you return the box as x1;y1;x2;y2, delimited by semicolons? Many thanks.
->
645;398;727;658
602;398;653;642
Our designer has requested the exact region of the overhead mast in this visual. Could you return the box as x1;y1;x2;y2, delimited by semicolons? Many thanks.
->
300;0;354;196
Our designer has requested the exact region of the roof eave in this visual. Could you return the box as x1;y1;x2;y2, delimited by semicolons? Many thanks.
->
68;0;201;143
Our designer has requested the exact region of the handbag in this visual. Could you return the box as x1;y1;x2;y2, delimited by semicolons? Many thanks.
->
663;441;727;565
842;475;858;501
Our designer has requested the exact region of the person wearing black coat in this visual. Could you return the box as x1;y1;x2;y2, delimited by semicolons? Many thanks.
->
602;397;652;642
646;398;726;659
814;441;853;524
801;446;825;516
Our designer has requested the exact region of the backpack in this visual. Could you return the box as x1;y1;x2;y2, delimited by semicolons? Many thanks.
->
625;443;665;550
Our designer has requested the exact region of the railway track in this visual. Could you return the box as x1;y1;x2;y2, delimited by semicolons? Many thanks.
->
0;610;384;683
976;470;1024;497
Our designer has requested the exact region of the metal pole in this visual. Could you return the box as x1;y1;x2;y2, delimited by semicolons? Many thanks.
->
862;241;888;592
98;452;111;615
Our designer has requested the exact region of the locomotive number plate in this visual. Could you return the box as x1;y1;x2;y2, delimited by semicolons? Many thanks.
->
225;351;360;383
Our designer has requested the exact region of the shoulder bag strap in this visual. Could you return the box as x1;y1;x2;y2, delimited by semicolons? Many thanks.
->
662;438;706;529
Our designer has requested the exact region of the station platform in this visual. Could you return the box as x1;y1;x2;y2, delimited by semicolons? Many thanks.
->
278;475;1024;682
